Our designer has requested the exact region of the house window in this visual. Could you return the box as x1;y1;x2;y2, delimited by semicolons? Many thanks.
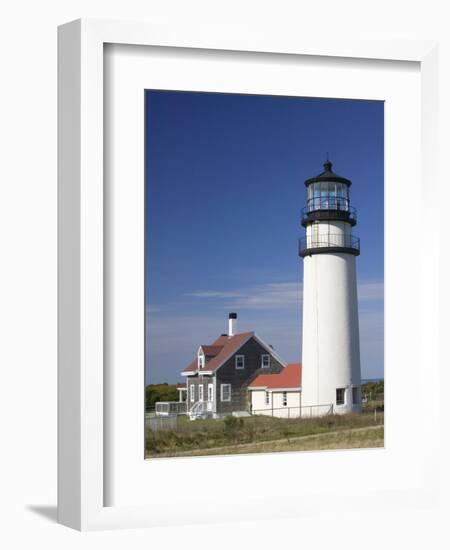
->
190;384;195;403
198;384;204;402
221;384;231;402
336;388;345;406
208;384;213;402
282;392;287;406
198;352;205;369
261;354;270;368
352;386;359;404
265;391;270;405
235;355;245;369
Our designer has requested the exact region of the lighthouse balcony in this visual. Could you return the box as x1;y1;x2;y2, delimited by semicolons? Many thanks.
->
301;204;357;227
299;234;360;257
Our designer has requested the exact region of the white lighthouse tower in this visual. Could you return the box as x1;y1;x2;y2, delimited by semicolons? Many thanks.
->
300;159;362;415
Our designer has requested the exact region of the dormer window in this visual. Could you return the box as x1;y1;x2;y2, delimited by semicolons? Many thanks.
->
198;351;205;369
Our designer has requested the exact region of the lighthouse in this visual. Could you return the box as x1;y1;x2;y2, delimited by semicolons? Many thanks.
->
299;159;362;415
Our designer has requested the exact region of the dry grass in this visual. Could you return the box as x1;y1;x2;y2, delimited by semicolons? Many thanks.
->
151;426;384;457
194;426;385;456
146;413;384;459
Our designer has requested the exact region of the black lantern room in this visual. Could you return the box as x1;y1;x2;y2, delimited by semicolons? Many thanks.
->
301;160;357;227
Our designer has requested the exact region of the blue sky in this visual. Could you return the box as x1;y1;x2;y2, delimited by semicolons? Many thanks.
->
145;90;384;384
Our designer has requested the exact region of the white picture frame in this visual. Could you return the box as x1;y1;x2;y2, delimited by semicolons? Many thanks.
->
58;18;440;531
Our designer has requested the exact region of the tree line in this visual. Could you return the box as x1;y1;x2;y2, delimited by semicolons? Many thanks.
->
145;383;179;410
362;380;384;398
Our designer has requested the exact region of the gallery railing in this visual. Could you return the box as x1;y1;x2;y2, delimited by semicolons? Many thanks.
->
301;204;357;225
306;196;350;211
299;234;360;257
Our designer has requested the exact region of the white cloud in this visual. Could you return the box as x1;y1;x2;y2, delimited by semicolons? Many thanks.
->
184;280;383;310
186;282;301;310
186;290;243;299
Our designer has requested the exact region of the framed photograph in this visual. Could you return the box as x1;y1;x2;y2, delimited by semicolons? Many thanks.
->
144;91;384;460
58;19;439;530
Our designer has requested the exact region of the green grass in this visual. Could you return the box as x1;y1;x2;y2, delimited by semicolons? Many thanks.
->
145;411;384;459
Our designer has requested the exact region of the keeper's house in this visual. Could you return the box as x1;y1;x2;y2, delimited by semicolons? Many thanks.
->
248;363;302;418
181;313;287;419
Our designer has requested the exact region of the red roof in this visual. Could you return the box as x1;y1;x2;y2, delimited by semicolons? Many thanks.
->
182;332;254;374
248;363;302;390
200;345;223;357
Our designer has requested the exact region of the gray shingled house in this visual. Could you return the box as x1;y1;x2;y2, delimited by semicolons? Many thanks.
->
181;313;287;419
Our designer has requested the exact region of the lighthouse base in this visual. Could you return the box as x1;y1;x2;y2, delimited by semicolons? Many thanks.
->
301;403;362;418
334;403;362;416
301;252;362;415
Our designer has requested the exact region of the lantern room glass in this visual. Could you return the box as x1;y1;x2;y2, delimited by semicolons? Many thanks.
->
307;181;349;211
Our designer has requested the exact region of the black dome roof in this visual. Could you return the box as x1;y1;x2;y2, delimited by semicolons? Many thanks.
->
304;160;352;187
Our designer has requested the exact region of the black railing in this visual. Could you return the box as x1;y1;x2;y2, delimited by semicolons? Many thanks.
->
299;234;360;257
301;204;357;226
307;196;350;210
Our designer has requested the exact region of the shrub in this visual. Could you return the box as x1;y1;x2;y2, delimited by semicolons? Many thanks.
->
223;415;244;438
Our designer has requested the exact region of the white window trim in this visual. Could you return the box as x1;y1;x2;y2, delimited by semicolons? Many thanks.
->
261;354;270;368
198;384;204;402
235;355;245;369
198;351;205;369
208;383;213;402
190;384;195;403
220;384;231;402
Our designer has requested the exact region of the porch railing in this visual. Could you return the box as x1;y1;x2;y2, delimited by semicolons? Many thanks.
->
154;401;187;416
189;400;214;419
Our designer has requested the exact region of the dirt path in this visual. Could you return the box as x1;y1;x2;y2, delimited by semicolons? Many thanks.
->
151;424;384;458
